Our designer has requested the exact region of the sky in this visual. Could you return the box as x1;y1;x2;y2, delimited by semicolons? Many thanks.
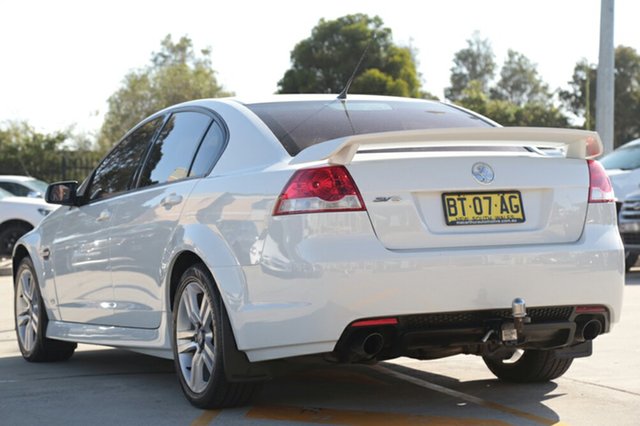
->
1;0;638;137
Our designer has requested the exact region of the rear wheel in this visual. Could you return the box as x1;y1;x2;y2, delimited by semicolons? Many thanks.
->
14;257;76;362
172;263;260;408
0;223;31;257
483;349;573;382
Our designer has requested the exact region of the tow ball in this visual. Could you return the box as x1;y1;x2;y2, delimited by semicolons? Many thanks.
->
482;298;531;344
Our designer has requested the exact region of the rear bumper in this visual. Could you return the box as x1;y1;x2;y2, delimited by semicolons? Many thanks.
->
222;205;624;362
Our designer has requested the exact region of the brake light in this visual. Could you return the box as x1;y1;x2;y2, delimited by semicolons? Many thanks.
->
587;160;614;203
274;166;366;215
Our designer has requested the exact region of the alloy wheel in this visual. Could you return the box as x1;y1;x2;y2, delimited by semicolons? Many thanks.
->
15;268;39;353
175;281;216;394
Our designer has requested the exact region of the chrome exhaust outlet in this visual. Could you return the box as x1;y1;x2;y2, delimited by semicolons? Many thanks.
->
351;332;384;359
579;319;603;341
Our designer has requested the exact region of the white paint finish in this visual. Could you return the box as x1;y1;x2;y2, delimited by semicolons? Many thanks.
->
50;200;117;325
348;155;589;249
291;127;603;165
108;179;198;329
223;205;623;361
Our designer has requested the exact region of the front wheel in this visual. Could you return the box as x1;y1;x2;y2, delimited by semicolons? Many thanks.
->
483;349;573;382
14;257;76;362
172;263;260;408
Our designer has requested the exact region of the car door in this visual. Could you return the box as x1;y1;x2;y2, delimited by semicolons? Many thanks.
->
51;117;164;325
108;109;226;328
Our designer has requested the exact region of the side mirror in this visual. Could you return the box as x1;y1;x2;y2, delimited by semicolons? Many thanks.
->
45;181;78;206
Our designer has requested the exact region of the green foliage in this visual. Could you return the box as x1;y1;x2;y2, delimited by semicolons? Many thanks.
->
491;49;552;106
560;46;640;148
458;81;568;128
445;32;496;101
98;34;231;152
448;34;568;128
0;122;99;182
277;14;423;98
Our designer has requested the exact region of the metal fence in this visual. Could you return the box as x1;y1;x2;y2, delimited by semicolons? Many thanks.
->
0;151;101;183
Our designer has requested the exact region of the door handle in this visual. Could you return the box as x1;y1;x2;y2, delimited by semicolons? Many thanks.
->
161;194;183;208
96;210;111;222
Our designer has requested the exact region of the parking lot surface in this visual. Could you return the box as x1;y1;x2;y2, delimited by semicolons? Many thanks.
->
1;272;639;425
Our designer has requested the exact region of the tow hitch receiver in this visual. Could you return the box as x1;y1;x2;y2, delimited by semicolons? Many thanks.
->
499;298;531;344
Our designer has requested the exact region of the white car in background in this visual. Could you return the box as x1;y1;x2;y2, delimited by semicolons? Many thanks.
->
600;138;640;204
12;95;624;409
0;188;56;256
0;175;49;198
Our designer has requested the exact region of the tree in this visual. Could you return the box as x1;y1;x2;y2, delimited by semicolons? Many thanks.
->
561;46;640;148
491;49;552;106
277;14;424;98
456;81;568;128
98;35;231;152
0;121;99;182
445;32;496;101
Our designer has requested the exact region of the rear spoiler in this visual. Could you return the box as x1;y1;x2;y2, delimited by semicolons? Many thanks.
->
290;127;603;165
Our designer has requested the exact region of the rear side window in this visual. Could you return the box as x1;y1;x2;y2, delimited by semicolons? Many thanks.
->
246;99;493;156
0;182;29;196
189;121;226;177
138;111;212;187
89;117;163;201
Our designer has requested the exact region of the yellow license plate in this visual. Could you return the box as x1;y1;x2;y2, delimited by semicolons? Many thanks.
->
442;191;525;226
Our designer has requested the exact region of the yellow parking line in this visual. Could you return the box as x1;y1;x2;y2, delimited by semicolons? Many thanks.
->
246;405;511;425
374;365;568;426
190;409;220;426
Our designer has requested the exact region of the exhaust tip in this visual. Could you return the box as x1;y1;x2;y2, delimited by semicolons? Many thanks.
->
582;320;603;341
362;333;384;357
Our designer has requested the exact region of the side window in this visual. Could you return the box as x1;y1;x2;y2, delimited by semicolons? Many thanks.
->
0;182;28;196
189;120;226;177
89;117;163;201
138;111;212;188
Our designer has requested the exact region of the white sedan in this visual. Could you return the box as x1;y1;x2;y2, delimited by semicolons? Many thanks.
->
0;188;55;256
12;95;624;408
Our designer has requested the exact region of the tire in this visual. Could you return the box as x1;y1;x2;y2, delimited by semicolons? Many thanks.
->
625;252;638;272
172;263;260;408
14;257;77;362
483;349;573;382
0;223;31;257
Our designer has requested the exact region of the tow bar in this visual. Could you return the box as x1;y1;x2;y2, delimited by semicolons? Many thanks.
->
481;298;531;344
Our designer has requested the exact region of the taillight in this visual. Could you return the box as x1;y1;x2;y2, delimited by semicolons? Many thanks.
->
588;160;615;203
273;166;366;215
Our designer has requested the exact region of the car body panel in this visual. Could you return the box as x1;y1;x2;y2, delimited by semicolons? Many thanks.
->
108;179;198;328
50;200;116;324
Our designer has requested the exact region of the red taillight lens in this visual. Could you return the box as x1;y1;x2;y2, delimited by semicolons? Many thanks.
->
587;160;615;203
274;166;366;215
351;318;399;327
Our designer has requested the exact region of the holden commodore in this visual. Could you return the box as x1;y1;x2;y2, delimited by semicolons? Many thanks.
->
12;95;624;408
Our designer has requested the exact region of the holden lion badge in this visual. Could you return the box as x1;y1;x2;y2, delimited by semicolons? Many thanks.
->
471;162;494;184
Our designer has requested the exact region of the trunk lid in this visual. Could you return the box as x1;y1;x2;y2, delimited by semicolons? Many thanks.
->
291;127;601;250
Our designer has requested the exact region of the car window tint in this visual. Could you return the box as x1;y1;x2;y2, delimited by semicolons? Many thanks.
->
246;99;494;156
189;120;225;177
89;117;163;201
0;182;29;196
138;112;212;187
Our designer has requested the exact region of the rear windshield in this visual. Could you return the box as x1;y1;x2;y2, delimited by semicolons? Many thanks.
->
246;99;494;156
